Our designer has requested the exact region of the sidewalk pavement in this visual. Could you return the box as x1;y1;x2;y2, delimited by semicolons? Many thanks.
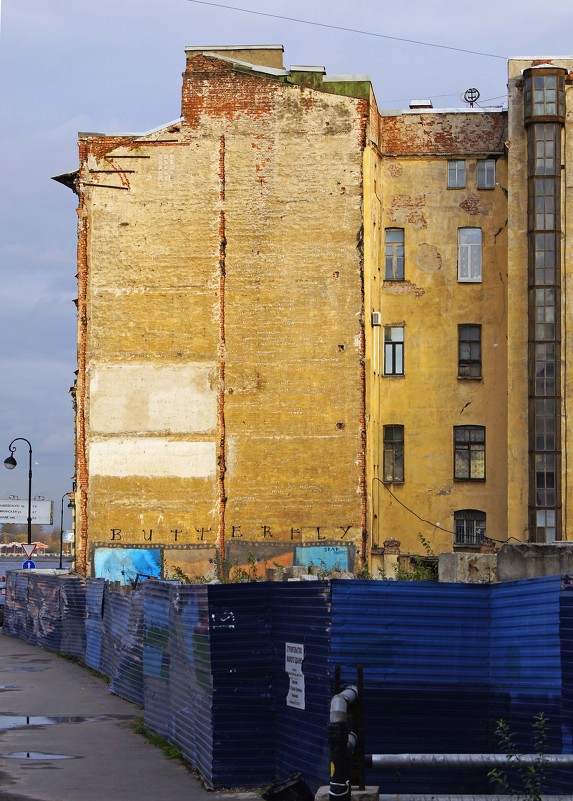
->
0;630;263;801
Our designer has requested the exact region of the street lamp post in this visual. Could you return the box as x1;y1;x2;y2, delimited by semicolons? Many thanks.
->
59;493;73;570
4;438;33;546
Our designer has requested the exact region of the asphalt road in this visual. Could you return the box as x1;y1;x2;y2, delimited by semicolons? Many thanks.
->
0;631;263;801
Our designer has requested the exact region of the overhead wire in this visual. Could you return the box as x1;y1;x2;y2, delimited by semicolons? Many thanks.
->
186;0;507;60
377;480;522;544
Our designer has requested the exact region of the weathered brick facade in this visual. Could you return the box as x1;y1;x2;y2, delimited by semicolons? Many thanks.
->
60;48;573;580
70;47;371;577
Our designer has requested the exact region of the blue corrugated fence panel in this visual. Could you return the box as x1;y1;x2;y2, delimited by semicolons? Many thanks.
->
86;578;105;619
101;589;131;688
85;578;105;670
60;575;86;660
559;583;573;793
490;575;564;783
331;580;491;794
110;590;144;705
143;581;172;738
168;584;211;773
271;581;331;793
2;571;23;638
207;583;275;788
31;575;62;653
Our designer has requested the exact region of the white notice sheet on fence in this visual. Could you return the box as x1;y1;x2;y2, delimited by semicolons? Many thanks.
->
285;642;305;709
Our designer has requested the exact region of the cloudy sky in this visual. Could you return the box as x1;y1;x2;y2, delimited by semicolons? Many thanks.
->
0;0;572;528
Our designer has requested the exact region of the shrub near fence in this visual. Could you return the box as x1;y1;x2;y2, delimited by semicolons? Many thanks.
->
3;572;573;793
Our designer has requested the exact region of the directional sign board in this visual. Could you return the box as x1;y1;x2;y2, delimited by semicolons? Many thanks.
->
0;500;53;525
22;560;36;570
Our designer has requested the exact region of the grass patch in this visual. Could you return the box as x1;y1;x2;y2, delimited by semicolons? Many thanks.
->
131;716;183;760
55;652;110;683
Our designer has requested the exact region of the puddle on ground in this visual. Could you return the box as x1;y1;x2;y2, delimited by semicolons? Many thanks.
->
1;752;76;760
0;714;133;731
0;657;51;663
0;666;48;673
0;686;21;692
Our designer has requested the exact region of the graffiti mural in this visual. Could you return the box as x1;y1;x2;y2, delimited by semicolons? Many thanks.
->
94;547;161;585
294;545;350;571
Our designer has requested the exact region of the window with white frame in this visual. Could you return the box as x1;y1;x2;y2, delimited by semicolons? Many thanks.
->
458;228;482;282
448;160;466;188
477;159;496;189
384;327;404;375
454;509;486;546
384;228;405;280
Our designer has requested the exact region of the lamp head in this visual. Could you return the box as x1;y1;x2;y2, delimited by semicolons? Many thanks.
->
4;455;17;470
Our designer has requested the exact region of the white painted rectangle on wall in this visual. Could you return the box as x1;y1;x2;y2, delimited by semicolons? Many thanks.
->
89;363;217;434
88;438;216;478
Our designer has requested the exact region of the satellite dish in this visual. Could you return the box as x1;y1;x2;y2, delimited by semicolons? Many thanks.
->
463;88;480;107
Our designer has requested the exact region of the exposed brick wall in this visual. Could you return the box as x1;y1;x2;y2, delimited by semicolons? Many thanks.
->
74;53;370;569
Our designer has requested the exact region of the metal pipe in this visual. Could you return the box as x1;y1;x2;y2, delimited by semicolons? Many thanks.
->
367;753;573;769
328;684;359;801
330;685;358;722
378;796;570;801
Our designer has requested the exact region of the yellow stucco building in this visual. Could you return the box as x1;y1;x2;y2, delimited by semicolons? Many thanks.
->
57;48;573;579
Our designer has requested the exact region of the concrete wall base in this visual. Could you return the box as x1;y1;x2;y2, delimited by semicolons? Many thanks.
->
315;786;379;801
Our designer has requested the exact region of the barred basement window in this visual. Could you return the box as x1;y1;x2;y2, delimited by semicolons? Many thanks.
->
454;510;486;546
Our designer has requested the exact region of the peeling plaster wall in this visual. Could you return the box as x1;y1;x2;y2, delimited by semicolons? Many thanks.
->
371;111;509;555
74;53;369;572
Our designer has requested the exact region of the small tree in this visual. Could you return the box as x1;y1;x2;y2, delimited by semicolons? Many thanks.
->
488;713;549;801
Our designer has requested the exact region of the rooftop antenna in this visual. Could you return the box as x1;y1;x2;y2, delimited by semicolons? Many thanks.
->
462;88;480;108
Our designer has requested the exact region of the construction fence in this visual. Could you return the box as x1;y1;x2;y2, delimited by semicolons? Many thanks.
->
3;572;573;795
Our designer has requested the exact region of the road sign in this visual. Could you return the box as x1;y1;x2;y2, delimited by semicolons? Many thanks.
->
22;544;36;559
22;560;36;570
0;500;53;525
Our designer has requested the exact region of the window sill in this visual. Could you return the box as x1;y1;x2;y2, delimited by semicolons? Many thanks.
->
454;478;486;482
383;374;405;378
457;375;483;381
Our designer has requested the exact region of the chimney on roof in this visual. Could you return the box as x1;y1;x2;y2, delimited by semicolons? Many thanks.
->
409;98;433;110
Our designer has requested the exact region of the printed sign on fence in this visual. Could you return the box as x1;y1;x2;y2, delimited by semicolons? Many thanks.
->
285;642;305;709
